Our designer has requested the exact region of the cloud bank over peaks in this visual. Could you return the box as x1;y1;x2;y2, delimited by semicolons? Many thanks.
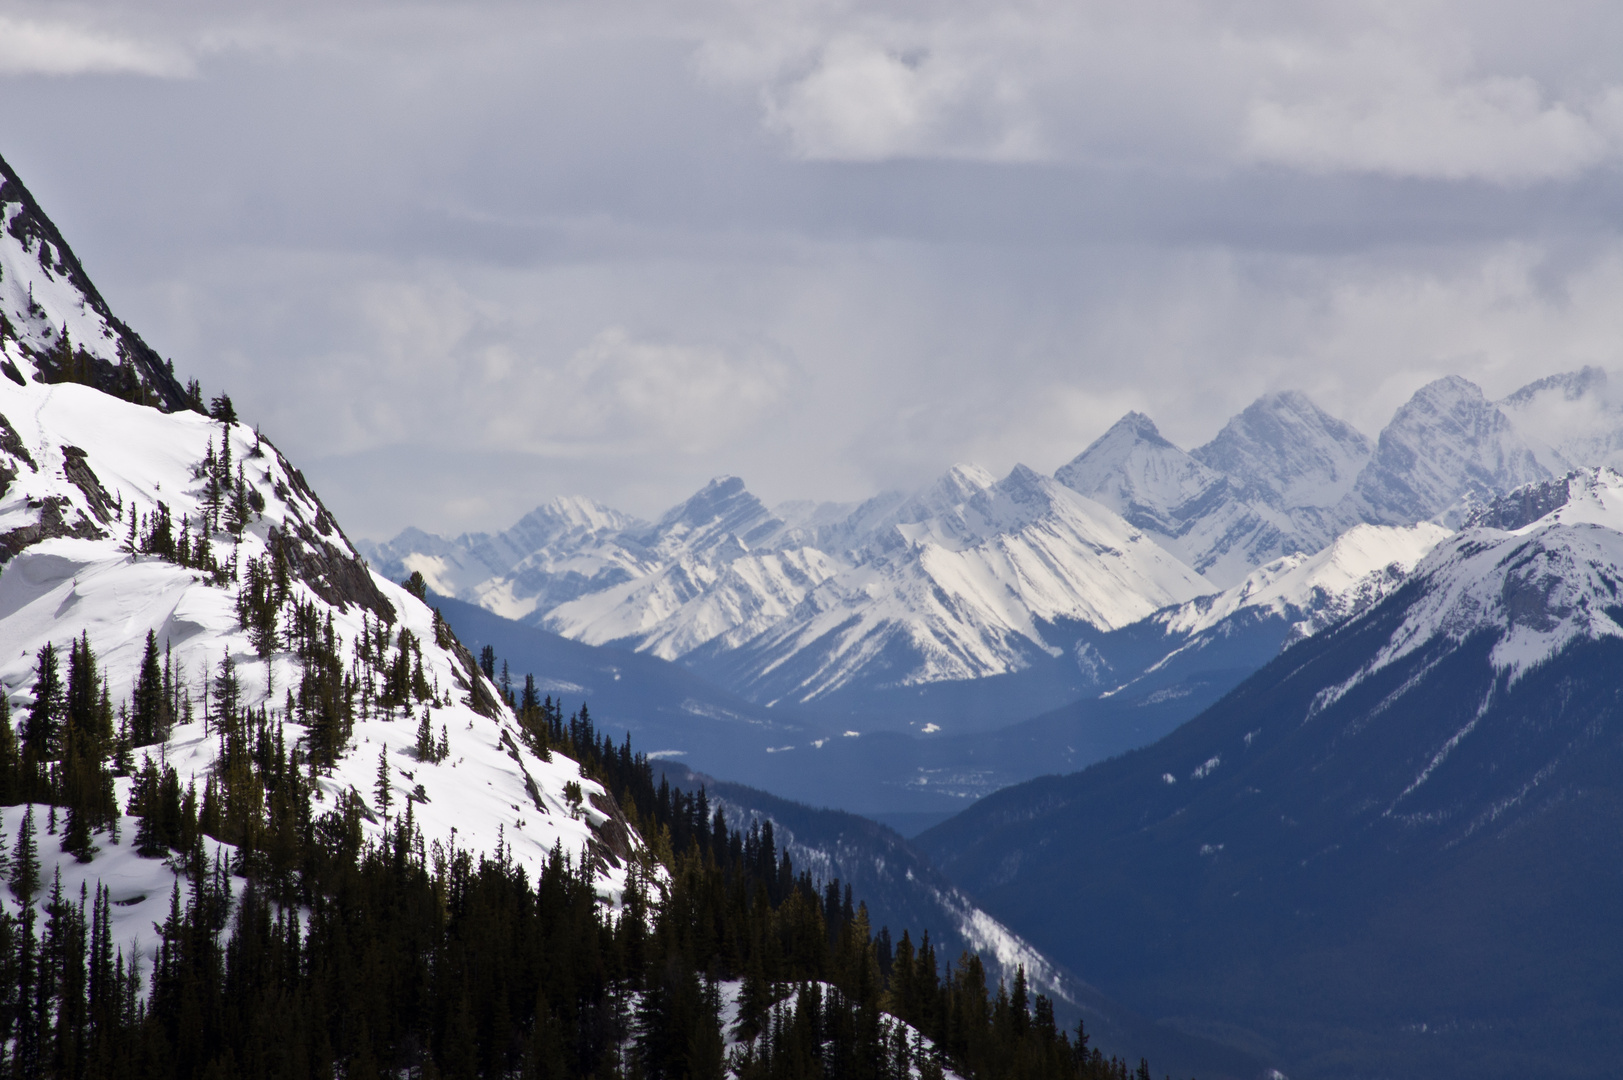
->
1243;45;1623;183
696;0;1623;182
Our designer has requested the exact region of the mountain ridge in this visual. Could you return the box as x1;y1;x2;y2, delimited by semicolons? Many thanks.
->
370;371;1601;720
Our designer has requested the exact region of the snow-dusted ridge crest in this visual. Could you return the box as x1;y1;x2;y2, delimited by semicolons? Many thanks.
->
374;371;1623;709
1313;467;1623;708
373;466;1216;704
1155;521;1452;644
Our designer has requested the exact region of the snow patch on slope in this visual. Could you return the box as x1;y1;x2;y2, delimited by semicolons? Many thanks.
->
1317;468;1623;707
1158;521;1451;641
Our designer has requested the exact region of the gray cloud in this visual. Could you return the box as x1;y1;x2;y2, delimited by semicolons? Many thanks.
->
3;0;1622;537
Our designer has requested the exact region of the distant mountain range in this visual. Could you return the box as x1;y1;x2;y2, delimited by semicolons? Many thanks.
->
367;369;1623;719
367;364;1623;828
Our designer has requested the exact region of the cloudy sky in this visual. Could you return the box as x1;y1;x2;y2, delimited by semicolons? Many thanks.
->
4;0;1623;539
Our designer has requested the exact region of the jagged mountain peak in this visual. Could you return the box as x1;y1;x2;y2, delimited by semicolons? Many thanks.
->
523;493;642;533
895;462;999;518
0;153;188;412
646;474;780;552
1349;374;1550;527
941;460;1000;492
1054;411;1226;536
1192;389;1371;510
1102;410;1176;448
882;463;1057;553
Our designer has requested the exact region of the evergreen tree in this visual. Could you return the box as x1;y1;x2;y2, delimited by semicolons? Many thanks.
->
24;642;63;760
374;746;392;822
208;392;236;425
11;804;39;903
131;630;170;746
213;652;242;734
415;709;438;763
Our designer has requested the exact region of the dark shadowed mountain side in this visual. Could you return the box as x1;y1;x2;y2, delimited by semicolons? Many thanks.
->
918;472;1623;1079
656;762;1280;1080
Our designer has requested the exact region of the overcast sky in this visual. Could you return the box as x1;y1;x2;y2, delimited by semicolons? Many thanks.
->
4;0;1623;539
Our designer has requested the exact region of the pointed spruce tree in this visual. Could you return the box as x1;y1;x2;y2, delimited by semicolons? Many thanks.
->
24;642;62;761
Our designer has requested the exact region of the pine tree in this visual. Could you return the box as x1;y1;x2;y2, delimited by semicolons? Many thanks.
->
213;652;241;734
209;392;236;425
25;642;63;760
65;633;100;742
415;709;437;763
12;804;39;903
374;747;392;822
132;630;168;746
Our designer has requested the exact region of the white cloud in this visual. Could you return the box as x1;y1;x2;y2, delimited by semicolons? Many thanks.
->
1242;37;1621;182
757;32;1042;161
0;15;192;77
697;1;1623;180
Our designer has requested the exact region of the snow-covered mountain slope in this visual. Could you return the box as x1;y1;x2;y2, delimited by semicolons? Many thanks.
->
1320;467;1623;699
360;495;649;621
535;477;843;660
686;466;1213;704
1053;402;1363;586
1155;521;1451;644
1191;390;1373;512
0;163;639;903
381;465;1213;707
1346;374;1551;527
0;377;636;895
0;155;188;414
